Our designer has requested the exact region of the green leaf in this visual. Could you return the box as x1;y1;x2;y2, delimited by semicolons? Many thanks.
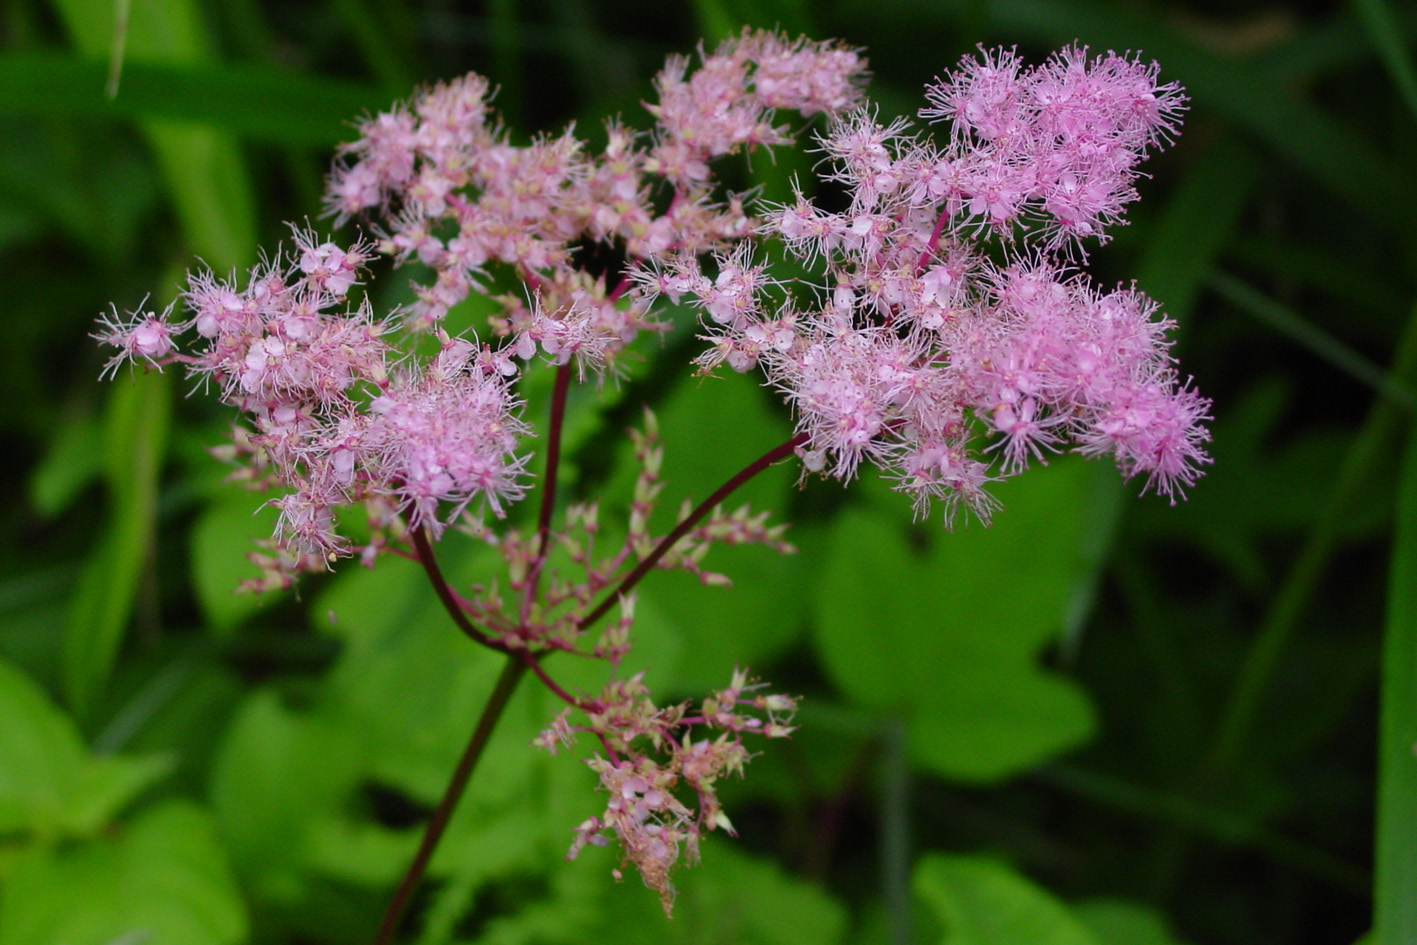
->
0;800;247;945
313;548;521;801
1352;0;1417;123
27;406;102;517
60;0;256;720
616;370;805;693
692;0;813;39
913;854;1099;945
489;838;846;945
1375;421;1417;945
1074;899;1191;945
0;658;171;840
0;53;383;146
63;370;170;717
190;491;281;633
813;459;1098;782
231;548;565;893
52;0;258;270
208;689;369;904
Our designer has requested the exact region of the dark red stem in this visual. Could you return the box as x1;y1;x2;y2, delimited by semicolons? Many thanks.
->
410;525;503;650
371;657;528;945
521;361;572;625
577;432;808;631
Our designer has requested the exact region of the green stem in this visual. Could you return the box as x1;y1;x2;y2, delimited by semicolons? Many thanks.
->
1376;357;1417;944
372;656;528;945
1204;300;1417;778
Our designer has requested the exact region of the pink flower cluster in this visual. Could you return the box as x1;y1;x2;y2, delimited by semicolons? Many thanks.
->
921;45;1184;245
554;668;797;914
649;45;1208;520
96;230;529;569
325;29;867;340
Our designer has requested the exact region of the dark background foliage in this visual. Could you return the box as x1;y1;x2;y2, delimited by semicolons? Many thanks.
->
1;1;1414;943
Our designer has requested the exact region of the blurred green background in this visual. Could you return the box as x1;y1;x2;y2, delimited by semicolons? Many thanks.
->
2;0;1415;943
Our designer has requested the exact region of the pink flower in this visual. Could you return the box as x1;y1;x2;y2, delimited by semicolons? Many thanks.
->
94;303;179;377
364;358;530;532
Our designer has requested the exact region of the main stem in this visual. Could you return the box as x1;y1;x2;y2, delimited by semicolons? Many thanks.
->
373;365;573;943
372;656;528;945
373;416;804;941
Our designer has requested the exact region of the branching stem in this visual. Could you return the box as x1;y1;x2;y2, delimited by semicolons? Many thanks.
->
578;431;807;631
377;416;802;940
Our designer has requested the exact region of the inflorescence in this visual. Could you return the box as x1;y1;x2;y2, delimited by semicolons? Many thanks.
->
96;30;1209;912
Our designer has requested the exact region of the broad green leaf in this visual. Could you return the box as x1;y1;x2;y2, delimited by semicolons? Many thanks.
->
0;658;170;840
309;550;580;873
190;491;281;633
608;839;846;945
1376;420;1417;945
0;800;247;945
1075;899;1191;945
913;854;1099;945
313;547;529;801
813;459;1098;782
208;689;368;904
482;838;846;945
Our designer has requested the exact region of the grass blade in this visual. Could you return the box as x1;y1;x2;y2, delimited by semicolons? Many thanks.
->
1377;364;1417;944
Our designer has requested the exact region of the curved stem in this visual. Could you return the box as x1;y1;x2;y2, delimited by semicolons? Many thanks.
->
410;525;503;650
516;647;592;710
578;432;807;631
372;656;528;945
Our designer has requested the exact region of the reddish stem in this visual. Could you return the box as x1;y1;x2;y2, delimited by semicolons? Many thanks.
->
917;208;950;272
515;647;593;710
410;525;504;651
521;361;572;625
578;431;807;631
371;657;527;945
